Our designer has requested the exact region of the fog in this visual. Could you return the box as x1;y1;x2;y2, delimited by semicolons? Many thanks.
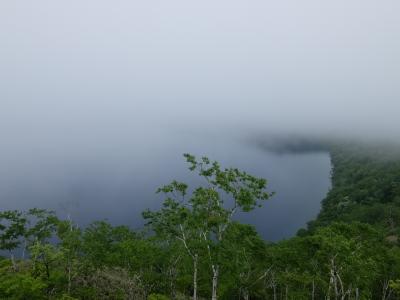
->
0;1;398;239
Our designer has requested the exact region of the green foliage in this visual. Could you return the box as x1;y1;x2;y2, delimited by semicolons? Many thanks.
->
144;154;273;299
1;148;400;299
26;208;59;244
148;293;170;300
0;210;26;252
30;241;63;279
0;259;47;299
390;279;400;295
309;143;400;234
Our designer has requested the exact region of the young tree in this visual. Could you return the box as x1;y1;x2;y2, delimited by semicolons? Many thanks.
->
0;210;27;270
143;180;203;300
218;223;268;300
144;154;273;300
57;219;82;295
23;209;59;259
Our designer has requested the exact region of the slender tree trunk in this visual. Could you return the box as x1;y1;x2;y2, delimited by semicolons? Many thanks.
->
382;280;391;300
285;284;288;300
22;240;27;260
334;277;339;300
169;254;180;300
45;262;50;279
327;283;331;300
243;288;249;300
193;254;198;300
312;279;315;300
10;252;17;271
68;264;72;294
170;268;176;300
212;265;219;300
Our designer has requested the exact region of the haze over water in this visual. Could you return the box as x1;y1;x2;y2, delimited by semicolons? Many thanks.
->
1;1;398;240
0;131;331;241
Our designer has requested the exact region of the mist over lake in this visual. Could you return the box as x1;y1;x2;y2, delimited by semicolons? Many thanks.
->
2;2;400;299
0;132;331;241
2;0;397;243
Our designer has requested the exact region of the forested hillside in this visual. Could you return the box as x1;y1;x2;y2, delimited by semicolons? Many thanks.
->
309;143;400;232
1;146;400;299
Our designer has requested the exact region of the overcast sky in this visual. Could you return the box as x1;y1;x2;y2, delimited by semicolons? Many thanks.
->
1;1;400;143
1;1;399;232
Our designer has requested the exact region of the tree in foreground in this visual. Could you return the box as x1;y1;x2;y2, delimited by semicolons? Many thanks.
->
143;154;273;300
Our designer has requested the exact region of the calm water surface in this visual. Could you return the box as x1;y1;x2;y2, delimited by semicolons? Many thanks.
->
0;133;331;241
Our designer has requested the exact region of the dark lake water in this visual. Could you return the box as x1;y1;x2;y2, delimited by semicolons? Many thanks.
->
0;133;331;241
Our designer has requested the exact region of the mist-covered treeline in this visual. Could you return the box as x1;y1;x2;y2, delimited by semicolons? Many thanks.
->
1;147;400;299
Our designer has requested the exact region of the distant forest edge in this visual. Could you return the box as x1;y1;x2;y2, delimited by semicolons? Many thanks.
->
308;142;400;233
1;142;400;299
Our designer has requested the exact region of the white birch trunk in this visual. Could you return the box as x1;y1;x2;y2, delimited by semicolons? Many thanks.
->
211;265;219;300
193;254;198;300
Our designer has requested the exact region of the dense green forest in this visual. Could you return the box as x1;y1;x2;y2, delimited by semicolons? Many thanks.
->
1;145;400;299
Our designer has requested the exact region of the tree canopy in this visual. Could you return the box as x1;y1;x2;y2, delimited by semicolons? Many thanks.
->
1;147;400;299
